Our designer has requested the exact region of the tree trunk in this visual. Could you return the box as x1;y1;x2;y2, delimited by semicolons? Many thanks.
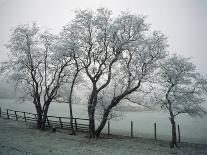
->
88;105;96;138
96;117;107;138
41;112;47;130
88;104;96;138
87;87;98;138
170;116;177;147
41;104;50;130
69;102;75;135
35;105;43;129
96;111;109;138
95;98;121;137
37;112;43;129
95;98;122;137
68;70;78;135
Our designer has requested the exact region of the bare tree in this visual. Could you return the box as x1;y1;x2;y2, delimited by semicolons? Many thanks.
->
55;31;83;135
63;8;115;137
154;55;207;147
63;8;150;137
95;31;168;137
2;24;73;129
63;8;168;138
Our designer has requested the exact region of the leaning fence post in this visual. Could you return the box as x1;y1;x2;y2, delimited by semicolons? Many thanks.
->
59;117;63;128
130;121;134;138
75;118;77;131
178;124;181;143
15;111;18;120
6;109;9;119
154;123;157;140
23;112;27;122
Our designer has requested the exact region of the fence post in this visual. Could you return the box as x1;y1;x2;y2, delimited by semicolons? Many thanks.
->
75;118;77;131
6;109;9;119
47;117;50;128
0;107;1;117
35;114;37;120
24;112;27;122
108;121;110;135
130;121;133;138
154;123;157;140
15;111;18;120
178;124;181;143
59;117;63;128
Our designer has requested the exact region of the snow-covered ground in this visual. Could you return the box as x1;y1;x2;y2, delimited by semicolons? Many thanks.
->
0;117;207;155
0;99;207;144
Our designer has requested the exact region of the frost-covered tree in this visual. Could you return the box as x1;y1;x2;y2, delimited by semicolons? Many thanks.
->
155;55;207;147
95;31;168;137
63;8;168;137
1;24;73;129
55;30;83;135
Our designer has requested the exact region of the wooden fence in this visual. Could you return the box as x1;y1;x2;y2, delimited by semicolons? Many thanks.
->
0;107;89;132
0;107;181;142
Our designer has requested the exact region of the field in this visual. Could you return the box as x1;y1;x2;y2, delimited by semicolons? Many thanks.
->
1;117;207;155
0;99;207;144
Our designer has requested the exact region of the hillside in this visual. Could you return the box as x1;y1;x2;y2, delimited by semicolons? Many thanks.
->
0;117;207;155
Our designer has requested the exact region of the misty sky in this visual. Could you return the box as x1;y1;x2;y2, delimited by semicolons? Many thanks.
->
0;0;207;74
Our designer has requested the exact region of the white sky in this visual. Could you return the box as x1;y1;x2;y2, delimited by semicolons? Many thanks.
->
0;0;207;74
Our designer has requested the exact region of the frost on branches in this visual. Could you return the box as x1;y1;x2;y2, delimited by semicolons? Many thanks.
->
1;24;78;130
155;55;207;147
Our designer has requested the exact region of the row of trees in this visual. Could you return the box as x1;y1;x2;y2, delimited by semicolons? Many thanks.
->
1;8;207;147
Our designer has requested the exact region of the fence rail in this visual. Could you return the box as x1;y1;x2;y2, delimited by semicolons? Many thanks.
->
0;107;181;142
0;107;89;132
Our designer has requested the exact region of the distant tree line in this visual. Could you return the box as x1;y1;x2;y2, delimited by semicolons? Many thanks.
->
1;8;207;147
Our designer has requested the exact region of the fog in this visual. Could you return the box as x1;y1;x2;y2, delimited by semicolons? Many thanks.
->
0;0;207;72
0;0;207;98
0;99;207;144
0;81;15;98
